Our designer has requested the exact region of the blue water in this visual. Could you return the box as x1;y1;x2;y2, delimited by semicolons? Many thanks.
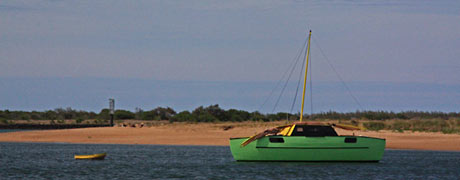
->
1;143;459;179
0;129;34;133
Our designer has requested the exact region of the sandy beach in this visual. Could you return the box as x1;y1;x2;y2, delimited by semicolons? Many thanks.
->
1;122;459;151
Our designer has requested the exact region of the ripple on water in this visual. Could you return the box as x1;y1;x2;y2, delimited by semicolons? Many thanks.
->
0;143;459;179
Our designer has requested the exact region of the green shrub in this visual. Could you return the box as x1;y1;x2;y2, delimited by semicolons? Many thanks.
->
76;118;84;124
115;110;135;120
142;107;176;120
363;122;385;131
351;120;358;126
230;114;243;122
142;110;157;120
20;114;30;120
196;113;218;122
441;128;458;134
94;119;107;124
171;111;196;122
391;121;411;131
0;118;9;124
98;109;110;120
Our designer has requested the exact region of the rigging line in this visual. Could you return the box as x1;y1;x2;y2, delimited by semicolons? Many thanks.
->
312;37;364;110
289;39;308;114
258;38;308;111
271;38;308;113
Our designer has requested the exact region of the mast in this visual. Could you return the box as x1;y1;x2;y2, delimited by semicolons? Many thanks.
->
300;30;312;122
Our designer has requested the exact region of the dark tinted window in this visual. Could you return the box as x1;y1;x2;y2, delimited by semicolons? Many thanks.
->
345;137;357;143
269;137;285;143
291;125;338;137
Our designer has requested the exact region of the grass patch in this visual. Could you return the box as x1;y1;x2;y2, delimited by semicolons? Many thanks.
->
361;118;460;134
363;122;385;131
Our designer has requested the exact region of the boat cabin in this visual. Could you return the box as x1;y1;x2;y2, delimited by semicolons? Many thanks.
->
279;125;338;137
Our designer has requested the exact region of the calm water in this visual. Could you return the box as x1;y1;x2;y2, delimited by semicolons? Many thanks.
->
1;143;459;179
0;129;35;133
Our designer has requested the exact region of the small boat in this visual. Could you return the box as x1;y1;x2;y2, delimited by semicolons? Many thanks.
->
229;30;386;162
74;153;107;160
230;123;385;162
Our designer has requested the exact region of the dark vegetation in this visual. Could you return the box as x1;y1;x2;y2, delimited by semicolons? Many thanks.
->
1;105;459;122
0;105;459;133
362;119;460;134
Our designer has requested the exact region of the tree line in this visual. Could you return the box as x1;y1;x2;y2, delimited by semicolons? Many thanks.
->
0;105;459;123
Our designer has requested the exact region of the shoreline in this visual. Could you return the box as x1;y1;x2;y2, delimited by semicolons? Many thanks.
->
2;141;459;153
0;124;110;130
1;122;460;152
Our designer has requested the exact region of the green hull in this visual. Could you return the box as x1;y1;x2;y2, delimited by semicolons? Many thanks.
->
230;136;385;162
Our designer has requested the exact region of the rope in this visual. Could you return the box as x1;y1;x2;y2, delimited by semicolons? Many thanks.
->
271;38;307;113
312;37;364;110
289;38;308;114
258;39;307;111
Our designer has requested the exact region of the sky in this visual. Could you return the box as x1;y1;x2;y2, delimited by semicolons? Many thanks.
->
1;0;460;113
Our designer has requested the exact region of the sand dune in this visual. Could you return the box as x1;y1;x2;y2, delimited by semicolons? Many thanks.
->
1;122;459;151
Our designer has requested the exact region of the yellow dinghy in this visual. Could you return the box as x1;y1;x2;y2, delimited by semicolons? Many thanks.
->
74;153;107;160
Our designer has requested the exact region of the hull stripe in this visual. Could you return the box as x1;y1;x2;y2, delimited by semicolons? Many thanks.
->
255;146;369;149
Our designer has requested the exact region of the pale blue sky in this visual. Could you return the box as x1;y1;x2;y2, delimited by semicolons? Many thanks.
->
1;0;459;113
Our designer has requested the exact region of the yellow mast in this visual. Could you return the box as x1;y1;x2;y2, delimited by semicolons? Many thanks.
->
300;30;312;122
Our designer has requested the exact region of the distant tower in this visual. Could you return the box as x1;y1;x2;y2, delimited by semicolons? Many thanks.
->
109;98;115;126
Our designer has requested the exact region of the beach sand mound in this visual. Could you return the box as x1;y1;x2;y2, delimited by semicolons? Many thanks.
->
1;122;459;151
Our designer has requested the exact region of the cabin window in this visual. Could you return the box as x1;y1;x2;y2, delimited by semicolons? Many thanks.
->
344;137;357;143
296;127;303;132
269;137;284;143
291;125;338;137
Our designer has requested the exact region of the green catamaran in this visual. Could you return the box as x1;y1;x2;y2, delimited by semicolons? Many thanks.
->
229;31;386;162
